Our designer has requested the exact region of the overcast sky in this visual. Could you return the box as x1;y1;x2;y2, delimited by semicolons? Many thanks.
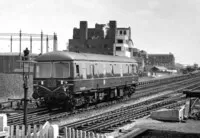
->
0;0;200;65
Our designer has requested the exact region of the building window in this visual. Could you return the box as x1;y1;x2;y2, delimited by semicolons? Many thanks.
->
120;30;123;35
116;47;121;51
124;30;127;35
117;39;123;44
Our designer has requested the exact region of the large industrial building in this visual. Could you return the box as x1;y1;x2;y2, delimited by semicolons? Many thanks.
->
68;20;134;58
147;53;175;69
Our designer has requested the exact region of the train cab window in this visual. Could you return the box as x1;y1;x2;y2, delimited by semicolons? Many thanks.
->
52;62;70;78
35;63;52;78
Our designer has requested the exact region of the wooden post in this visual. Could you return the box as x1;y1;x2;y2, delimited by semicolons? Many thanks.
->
72;128;75;138
83;131;87;138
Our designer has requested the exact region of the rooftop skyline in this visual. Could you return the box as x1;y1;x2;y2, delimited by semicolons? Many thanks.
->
0;0;199;65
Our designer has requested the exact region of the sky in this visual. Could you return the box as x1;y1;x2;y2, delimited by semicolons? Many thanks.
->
0;0;200;65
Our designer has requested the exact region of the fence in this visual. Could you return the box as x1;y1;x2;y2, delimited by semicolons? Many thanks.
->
0;114;112;138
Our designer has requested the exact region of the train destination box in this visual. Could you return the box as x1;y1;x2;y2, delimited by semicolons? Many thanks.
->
150;106;185;122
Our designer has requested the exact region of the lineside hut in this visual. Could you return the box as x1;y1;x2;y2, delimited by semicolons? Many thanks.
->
150;66;169;77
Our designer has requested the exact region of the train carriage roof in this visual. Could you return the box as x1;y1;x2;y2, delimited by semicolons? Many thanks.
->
35;51;137;63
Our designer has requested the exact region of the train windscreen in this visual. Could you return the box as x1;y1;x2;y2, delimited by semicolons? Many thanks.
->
52;62;70;78
35;63;52;78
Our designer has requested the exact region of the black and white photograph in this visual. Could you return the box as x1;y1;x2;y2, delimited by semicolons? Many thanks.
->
0;0;200;137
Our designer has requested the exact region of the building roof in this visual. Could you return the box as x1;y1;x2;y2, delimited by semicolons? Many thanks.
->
36;51;138;63
151;66;168;71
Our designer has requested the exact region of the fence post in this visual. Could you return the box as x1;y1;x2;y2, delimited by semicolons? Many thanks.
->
79;130;83;138
68;127;72;138
64;127;68;138
48;124;59;138
76;129;79;138
72;128;75;138
88;132;91;138
27;125;31;136
91;132;95;138
83;131;87;138
10;125;14;136
16;125;19;137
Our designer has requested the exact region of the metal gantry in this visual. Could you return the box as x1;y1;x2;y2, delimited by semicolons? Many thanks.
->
0;30;58;54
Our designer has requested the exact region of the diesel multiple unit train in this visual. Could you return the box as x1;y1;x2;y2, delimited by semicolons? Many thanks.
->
32;51;138;110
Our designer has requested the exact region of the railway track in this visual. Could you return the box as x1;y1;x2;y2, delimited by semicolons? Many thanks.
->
59;85;200;134
7;73;200;127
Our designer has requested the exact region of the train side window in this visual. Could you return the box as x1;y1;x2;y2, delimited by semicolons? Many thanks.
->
105;63;112;77
129;64;134;75
123;64;129;76
86;63;92;78
91;65;94;77
132;64;137;74
98;63;104;78
120;64;123;77
111;64;114;76
113;64;120;76
76;64;80;77
82;63;87;79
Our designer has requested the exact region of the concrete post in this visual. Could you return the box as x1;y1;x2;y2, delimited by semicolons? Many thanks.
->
19;30;22;56
53;33;57;52
46;35;49;53
10;36;12;52
30;36;32;54
41;31;43;54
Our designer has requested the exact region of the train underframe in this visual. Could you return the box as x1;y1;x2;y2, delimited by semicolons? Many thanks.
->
43;84;136;111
